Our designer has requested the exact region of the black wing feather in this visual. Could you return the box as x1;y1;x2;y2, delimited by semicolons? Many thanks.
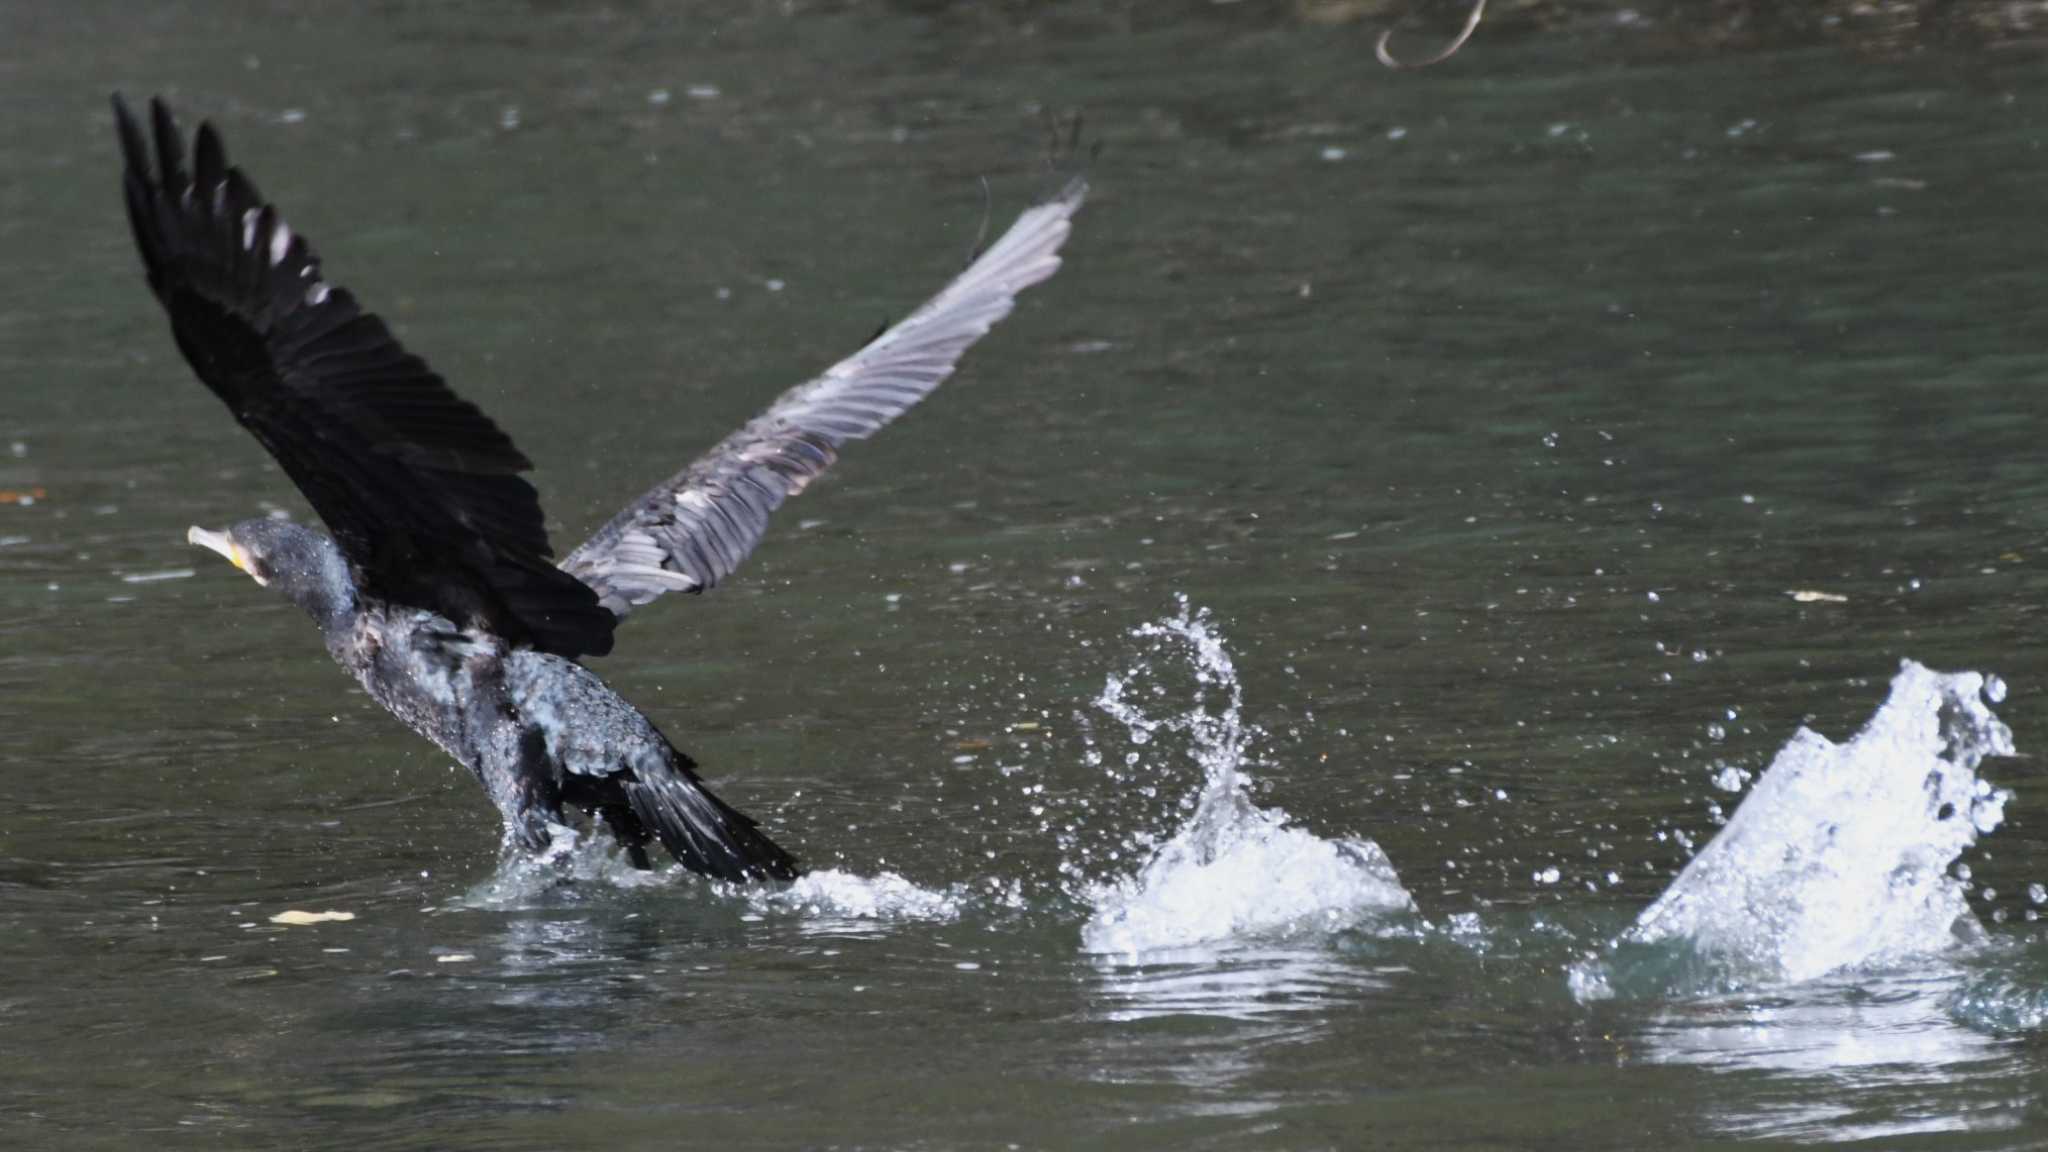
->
114;95;615;658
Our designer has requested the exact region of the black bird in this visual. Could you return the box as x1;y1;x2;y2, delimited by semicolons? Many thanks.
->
113;96;1085;881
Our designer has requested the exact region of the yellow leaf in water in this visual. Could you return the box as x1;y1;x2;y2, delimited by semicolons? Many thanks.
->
269;909;356;926
1787;590;1849;604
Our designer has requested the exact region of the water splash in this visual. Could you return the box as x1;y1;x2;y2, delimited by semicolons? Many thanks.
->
459;826;962;928
458;825;673;908
746;868;965;928
1079;599;1413;957
1573;660;2014;997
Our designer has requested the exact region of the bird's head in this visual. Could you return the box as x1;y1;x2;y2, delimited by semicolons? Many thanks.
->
187;518;355;629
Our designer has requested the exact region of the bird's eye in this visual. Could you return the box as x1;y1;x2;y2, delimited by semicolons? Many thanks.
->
234;547;271;587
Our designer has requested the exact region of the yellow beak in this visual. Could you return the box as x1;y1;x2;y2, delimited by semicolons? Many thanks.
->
187;525;267;586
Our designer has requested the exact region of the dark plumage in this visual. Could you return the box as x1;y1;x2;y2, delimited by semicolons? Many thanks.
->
116;95;1085;881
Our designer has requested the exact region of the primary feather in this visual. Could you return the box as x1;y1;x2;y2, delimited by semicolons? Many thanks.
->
561;177;1087;616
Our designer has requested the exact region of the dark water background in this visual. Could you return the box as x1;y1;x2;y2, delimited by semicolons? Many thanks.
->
5;2;2048;1147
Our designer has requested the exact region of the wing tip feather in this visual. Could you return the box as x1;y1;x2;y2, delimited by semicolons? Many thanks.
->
116;94;620;662
560;150;1090;627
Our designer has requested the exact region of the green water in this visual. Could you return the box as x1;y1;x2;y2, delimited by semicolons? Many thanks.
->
4;2;2048;1148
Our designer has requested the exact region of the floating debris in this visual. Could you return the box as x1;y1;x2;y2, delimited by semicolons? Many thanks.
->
1376;0;1486;71
0;487;47;505
434;953;476;964
269;909;356;926
1788;589;1849;604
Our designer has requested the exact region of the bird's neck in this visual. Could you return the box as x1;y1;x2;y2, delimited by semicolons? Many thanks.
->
294;579;358;640
281;543;360;641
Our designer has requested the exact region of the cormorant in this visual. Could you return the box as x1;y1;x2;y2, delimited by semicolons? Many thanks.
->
113;96;1085;881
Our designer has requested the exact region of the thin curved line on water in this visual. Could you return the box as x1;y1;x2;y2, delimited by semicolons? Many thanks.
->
1376;0;1487;71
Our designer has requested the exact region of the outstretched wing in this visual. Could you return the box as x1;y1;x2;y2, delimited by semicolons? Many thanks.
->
561;175;1086;617
115;95;615;658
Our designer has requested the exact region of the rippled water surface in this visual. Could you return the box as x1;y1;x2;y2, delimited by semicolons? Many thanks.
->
7;2;2048;1148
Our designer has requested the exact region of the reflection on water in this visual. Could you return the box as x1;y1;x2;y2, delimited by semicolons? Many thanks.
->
1081;943;1392;1124
1640;968;2030;1144
1950;937;2048;1034
1090;943;1396;1025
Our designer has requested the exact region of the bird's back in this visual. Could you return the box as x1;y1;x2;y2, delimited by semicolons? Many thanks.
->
340;607;515;778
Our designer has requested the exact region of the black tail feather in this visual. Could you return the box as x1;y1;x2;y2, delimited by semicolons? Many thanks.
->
621;766;800;883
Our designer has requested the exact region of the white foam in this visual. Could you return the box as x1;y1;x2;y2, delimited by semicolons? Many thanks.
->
1575;660;2013;995
458;826;671;908
1079;599;1413;958
457;824;963;928
747;869;963;925
1082;806;1411;955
